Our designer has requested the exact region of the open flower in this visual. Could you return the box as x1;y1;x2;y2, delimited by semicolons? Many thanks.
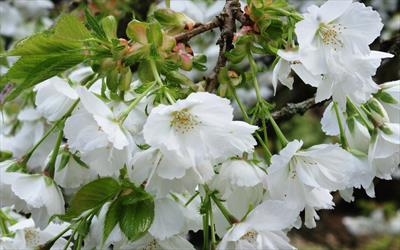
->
64;87;137;176
265;140;362;228
0;108;57;170
0;218;69;250
211;159;265;221
129;147;210;197
143;92;258;165
217;200;298;250
1;172;65;229
295;0;383;72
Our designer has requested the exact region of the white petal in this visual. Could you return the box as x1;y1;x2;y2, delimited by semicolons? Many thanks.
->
149;198;185;240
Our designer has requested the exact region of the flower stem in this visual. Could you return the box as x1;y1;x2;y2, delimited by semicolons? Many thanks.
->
118;81;156;123
0;216;9;236
21;100;79;165
248;55;262;102
209;200;217;250
47;120;65;178
210;194;239;225
228;82;272;162
333;102;349;150
149;59;176;104
266;6;303;21
185;191;199;207
266;111;288;147
202;200;210;250
347;98;374;133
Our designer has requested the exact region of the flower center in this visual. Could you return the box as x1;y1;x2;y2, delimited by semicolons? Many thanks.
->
24;228;40;247
170;109;200;134
319;23;345;49
240;230;258;245
142;239;158;250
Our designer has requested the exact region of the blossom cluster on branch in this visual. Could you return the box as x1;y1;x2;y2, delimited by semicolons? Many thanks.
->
0;0;399;249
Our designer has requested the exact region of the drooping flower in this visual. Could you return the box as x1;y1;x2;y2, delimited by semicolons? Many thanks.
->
34;77;78;122
64;87;137;176
1;172;65;229
0;108;57;170
217;200;298;250
143;92;258;165
210;159;265;221
129;147;210;197
265;140;362;228
0;218;70;250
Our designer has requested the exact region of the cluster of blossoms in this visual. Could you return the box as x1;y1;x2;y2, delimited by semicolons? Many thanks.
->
0;0;399;249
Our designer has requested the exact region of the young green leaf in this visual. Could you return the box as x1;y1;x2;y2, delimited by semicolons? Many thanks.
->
65;178;121;219
54;14;92;41
2;53;85;101
103;199;122;244
84;9;108;41
119;196;154;241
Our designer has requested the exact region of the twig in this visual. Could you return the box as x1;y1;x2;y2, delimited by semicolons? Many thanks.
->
206;0;240;92
271;96;325;121
174;19;223;42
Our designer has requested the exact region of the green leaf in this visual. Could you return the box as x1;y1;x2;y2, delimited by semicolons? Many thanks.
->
119;194;154;241
84;9;108;40
65;178;121;219
54;14;92;41
103;199;121;243
8;33;82;56
2;53;85;101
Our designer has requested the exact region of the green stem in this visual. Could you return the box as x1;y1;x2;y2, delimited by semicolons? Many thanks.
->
47;121;65;178
248;55;262;102
266;6;303;21
39;224;72;249
333;102;349;150
228;82;272;162
202;199;209;250
209;201;216;250
0;217;9;236
118;82;156;123
166;0;170;8
149;60;175;104
185;191;199;207
347;98;374;133
210;194;238;225
21;119;62;165
21;99;79;165
228;83;250;122
266;111;288;147
254;133;272;164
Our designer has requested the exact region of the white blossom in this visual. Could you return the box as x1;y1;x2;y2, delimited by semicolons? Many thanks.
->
217;200;298;250
143;92;258;165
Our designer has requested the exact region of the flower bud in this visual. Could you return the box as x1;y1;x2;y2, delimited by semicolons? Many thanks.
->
101;15;117;40
119;67;133;91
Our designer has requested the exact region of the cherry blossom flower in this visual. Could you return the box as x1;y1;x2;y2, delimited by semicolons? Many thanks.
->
217;200;298;250
143;92;258;165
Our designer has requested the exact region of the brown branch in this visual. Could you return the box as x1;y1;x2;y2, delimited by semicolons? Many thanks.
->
271;96;325;121
174;18;223;42
205;0;240;92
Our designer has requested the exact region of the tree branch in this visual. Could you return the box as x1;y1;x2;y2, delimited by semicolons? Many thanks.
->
174;18;223;42
205;0;240;92
271;96;324;121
